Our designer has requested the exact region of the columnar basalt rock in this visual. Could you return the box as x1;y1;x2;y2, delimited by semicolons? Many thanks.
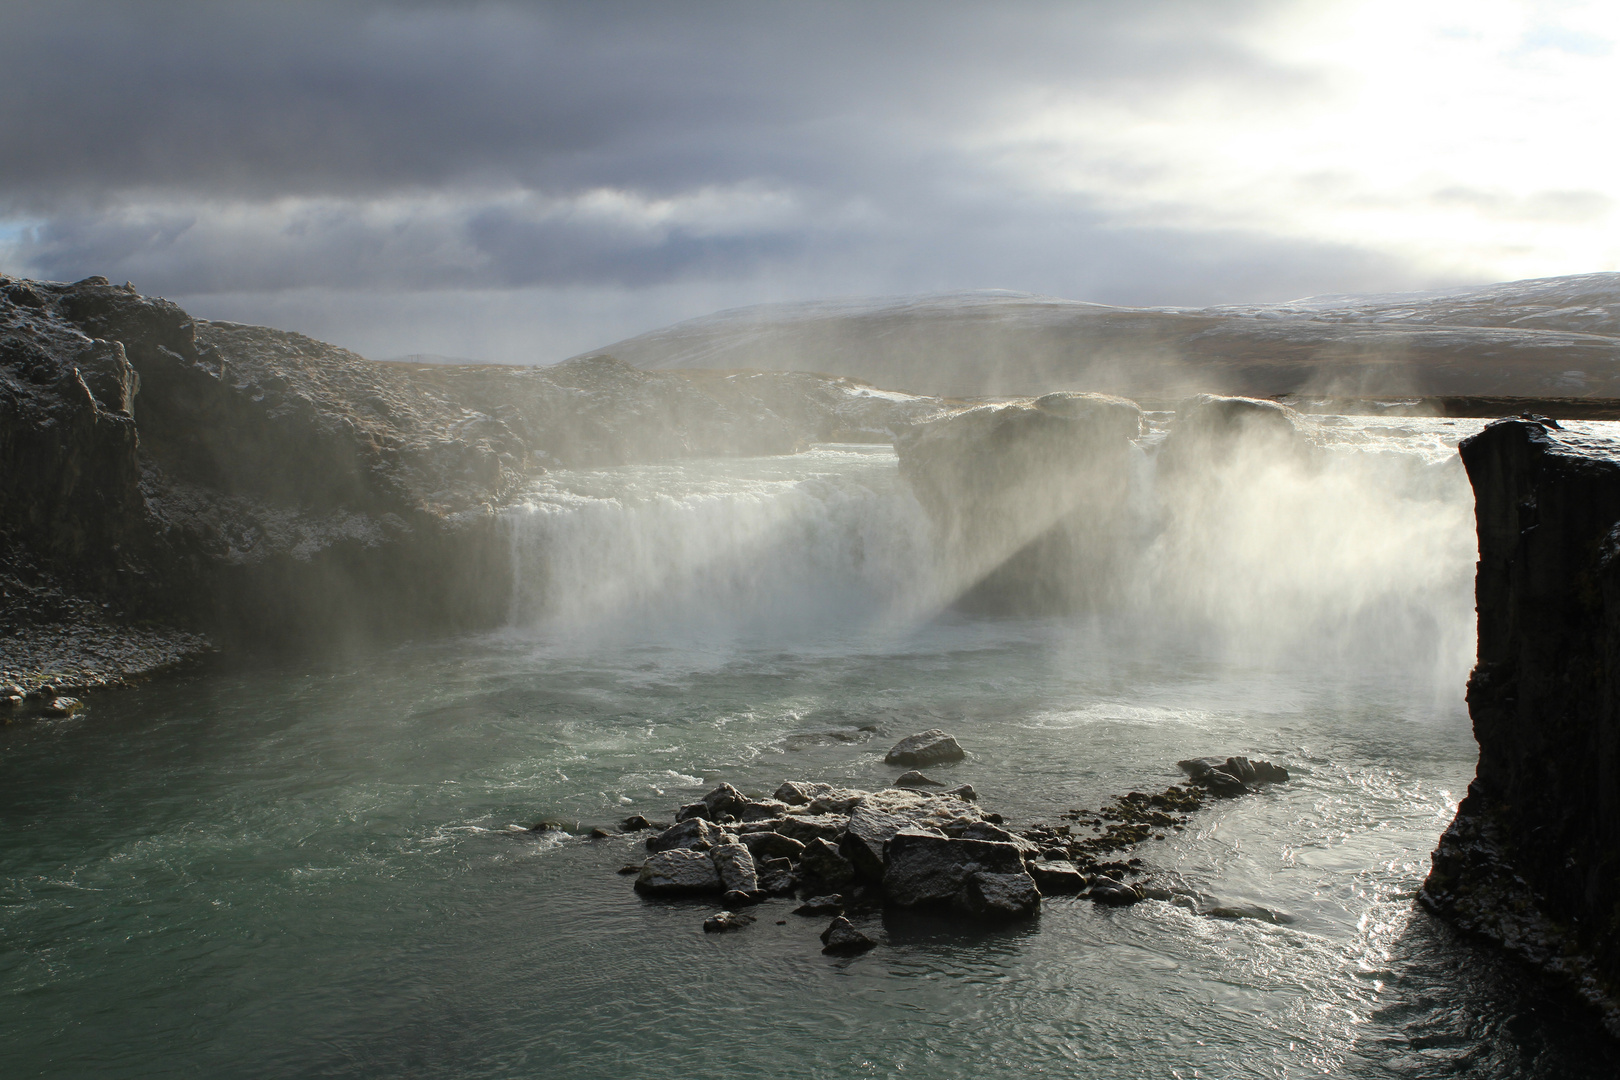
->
1421;417;1620;1033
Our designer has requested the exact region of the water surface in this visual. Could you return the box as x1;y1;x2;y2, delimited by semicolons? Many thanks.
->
5;421;1619;1078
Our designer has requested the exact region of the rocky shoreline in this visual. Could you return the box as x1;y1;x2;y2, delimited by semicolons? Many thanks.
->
600;731;1290;953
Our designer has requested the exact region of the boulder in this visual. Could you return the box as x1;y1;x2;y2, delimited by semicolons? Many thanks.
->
956;871;1041;920
756;858;798;896
794;895;846;916
1205;904;1295;925
710;842;760;895
1027;860;1087;894
895;396;1144;614
893;770;944;788
774;780;828;806
620;815;653;831
807;789;868;815
840;805;917;881
1156;394;1308;476
882;828;1025;908
700;783;748;817
1177;756;1289;796
1086;876;1143;906
955;821;1014;844
1249;760;1290;784
943;784;977;802
676;801;710;822
738;799;791;822
819;916;876;956
775;816;846;844
884;730;965;767
799;837;857;890
738;831;805;862
646;817;723;853
635;849;723;895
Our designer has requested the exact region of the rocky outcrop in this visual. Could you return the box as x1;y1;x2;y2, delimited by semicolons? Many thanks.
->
881;828;1031;914
893;391;1323;616
1177;756;1290;797
1154;394;1310;477
896;392;1144;612
2;275;947;689
1421;417;1620;1033
619;760;1288;949
883;730;966;767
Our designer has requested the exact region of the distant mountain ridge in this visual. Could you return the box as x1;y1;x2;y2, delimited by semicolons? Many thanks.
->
593;273;1620;401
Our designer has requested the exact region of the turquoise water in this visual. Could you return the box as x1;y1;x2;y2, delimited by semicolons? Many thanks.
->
5;430;1619;1077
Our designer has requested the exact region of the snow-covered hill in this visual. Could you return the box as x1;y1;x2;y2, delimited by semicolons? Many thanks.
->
591;274;1620;401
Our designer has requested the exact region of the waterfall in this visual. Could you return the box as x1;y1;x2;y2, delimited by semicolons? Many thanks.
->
499;446;941;643
497;423;1479;681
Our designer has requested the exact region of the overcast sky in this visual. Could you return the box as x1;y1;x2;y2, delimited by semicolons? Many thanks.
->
2;0;1616;363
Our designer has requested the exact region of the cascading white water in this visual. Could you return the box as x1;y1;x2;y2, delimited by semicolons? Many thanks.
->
1133;415;1479;680
500;445;942;643
499;417;1484;682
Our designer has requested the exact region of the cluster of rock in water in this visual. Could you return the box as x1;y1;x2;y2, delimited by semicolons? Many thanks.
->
603;729;1289;955
1;681;84;720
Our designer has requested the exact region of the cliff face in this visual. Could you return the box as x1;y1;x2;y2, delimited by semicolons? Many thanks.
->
1;276;942;691
1422;417;1620;1031
894;392;1145;612
892;393;1319;616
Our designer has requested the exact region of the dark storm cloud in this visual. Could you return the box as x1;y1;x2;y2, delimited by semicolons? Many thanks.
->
0;0;1295;202
2;0;1341;301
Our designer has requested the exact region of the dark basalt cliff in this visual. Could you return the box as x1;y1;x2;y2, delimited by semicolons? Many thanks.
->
1;276;941;694
1421;417;1620;1033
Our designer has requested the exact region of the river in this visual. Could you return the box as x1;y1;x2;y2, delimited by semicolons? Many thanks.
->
5;419;1618;1077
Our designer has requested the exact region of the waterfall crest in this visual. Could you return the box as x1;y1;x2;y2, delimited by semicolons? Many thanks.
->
498;420;1480;681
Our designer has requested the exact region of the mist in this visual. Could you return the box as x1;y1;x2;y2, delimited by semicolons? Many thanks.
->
11;4;1620;1075
496;402;1478;695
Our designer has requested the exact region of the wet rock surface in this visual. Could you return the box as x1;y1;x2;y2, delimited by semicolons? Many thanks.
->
883;729;965;767
819;916;876;955
621;760;1289;953
1177;756;1291;796
703;911;755;933
635;849;723;895
1421;417;1620;1036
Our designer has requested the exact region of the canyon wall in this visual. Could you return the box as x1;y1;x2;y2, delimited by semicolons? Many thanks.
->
1;276;941;691
1422;418;1620;1032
